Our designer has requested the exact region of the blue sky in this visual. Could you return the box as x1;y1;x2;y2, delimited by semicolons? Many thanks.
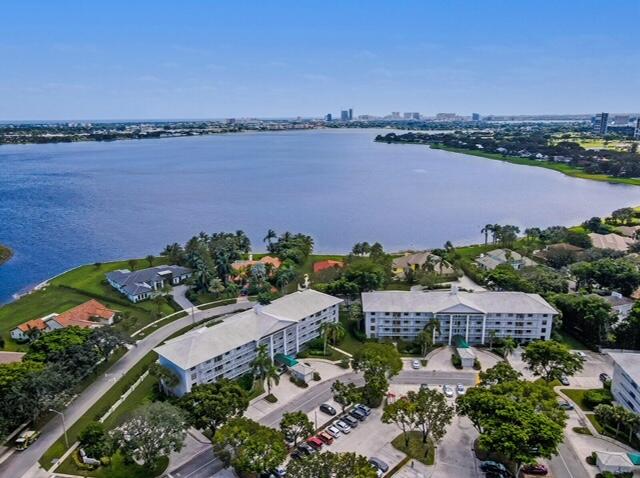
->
1;1;638;120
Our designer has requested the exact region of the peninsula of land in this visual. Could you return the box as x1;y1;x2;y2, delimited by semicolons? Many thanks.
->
0;245;12;266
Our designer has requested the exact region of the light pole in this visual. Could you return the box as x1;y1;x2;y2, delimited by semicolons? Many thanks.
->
49;409;69;448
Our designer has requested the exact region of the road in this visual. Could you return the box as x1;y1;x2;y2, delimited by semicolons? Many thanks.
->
548;440;587;478
166;370;479;478
0;301;253;478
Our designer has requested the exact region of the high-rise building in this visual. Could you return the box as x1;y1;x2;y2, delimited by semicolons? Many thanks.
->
403;112;420;120
341;110;349;121
472;113;481;121
635;118;640;139
390;112;401;119
325;113;332;122
593;112;609;135
348;108;353;121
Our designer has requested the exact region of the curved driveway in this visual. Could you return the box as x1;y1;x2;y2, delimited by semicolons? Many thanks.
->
0;302;253;478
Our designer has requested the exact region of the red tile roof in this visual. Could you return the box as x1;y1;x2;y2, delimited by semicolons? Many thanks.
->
53;299;116;328
313;260;344;273
17;319;48;333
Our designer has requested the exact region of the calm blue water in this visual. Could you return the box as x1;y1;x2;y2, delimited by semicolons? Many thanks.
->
1;128;640;303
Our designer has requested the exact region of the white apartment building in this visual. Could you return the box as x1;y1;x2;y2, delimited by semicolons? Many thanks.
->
609;352;640;413
361;289;557;345
154;289;342;396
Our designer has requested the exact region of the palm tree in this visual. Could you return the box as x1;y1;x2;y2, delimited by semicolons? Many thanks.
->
417;329;432;357
481;224;493;245
625;410;640;443
276;267;297;292
207;277;225;298
265;363;280;396
320;321;345;355
149;362;180;393
251;344;272;384
502;337;516;358
146;255;155;267
425;318;441;345
487;330;497;349
263;229;277;248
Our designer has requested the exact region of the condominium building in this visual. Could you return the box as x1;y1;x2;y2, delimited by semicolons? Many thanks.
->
361;289;557;345
593;112;609;135
608;352;640;413
154;289;342;396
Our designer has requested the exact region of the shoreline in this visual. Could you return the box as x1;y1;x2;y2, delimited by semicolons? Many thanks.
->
378;139;640;187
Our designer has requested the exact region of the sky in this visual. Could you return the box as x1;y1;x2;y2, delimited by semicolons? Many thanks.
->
0;1;638;120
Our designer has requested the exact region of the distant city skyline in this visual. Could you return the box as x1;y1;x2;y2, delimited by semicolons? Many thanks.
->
0;0;638;120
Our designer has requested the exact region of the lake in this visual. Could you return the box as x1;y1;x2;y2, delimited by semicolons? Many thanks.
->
1;128;640;303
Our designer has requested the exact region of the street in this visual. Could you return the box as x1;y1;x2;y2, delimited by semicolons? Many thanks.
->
0;302;252;478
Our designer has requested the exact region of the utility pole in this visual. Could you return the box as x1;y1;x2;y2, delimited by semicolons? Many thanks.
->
49;409;69;449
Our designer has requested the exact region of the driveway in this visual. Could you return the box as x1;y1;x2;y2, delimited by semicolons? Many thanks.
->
171;285;198;311
0;301;253;478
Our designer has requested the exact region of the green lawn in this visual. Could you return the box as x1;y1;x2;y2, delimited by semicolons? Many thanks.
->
336;313;366;356
0;258;178;350
554;330;589;350
391;431;435;465
56;451;168;478
561;389;590;411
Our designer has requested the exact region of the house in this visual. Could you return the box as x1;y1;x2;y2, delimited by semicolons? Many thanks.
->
362;288;557;345
10;300;117;342
392;251;454;277
231;254;282;271
154;289;342;396
313;259;344;273
608;352;640;412
533;243;583;263
106;265;192;303
602;292;635;321
588;233;635;252
475;249;536;271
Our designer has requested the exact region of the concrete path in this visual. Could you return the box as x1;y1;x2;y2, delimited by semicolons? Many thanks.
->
171;285;198;311
0;301;253;478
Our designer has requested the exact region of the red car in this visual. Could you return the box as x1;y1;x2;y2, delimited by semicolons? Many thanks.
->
306;436;323;450
317;431;334;445
521;464;548;475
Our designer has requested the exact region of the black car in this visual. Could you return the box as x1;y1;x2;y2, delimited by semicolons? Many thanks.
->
350;408;366;421
342;415;359;427
290;450;302;460
599;373;611;383
369;457;389;472
480;461;508;474
297;442;315;455
319;403;337;415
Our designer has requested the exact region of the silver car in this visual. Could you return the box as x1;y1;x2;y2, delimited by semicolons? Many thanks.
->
456;383;465;395
326;425;341;438
442;384;454;398
335;420;351;434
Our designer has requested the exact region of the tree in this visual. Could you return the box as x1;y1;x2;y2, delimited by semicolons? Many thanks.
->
352;343;402;406
149;362;181;393
412;387;454;446
263;229;277;247
286;451;377;478
331;380;362;413
214;417;287;475
128;258;138;270
24;326;93;362
207;277;225;298
265;362;280;396
114;402;186;467
381;397;416;448
611;207;635;225
145;255;155;267
178;380;249;437
522;340;584;383
320;321;345;355
251;344;272;383
502;337;516;358
279;411;314;446
479;361;522;385
550;293;614;347
481;225;494;245
87;327;128;363
79;422;111;458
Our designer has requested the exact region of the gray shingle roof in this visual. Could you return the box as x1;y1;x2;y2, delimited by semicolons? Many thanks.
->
107;265;191;296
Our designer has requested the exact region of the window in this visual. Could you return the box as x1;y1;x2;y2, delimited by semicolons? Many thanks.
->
370;326;375;331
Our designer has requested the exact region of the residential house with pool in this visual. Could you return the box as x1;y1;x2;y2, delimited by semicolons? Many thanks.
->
153;289;342;396
106;265;192;303
361;288;557;346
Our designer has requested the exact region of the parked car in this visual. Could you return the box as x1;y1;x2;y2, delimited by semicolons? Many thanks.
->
368;457;389;473
442;384;454;397
480;461;508;473
326;425;341;438
599;372;611;383
575;351;587;358
276;365;287;375
558;400;574;410
412;359;420;369
297;442;315;455
559;375;570;386
521;463;548;475
319;403;337;415
317;432;334;445
290;450;302;460
343;415;359;427
306;436;323;451
355;403;371;415
456;383;465;395
350;408;366;421
335;420;351;434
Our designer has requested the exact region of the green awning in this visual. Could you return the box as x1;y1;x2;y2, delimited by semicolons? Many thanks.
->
274;354;298;367
452;335;470;348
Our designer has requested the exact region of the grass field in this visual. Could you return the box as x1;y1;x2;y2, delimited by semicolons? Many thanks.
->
391;431;435;465
337;312;366;356
560;389;590;411
432;145;640;187
0;258;178;350
554;330;589;351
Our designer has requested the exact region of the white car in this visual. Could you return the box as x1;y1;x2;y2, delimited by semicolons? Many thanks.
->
412;360;420;369
575;351;587;358
335;420;351;434
326;425;341;438
456;383;465;395
442;385;454;398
